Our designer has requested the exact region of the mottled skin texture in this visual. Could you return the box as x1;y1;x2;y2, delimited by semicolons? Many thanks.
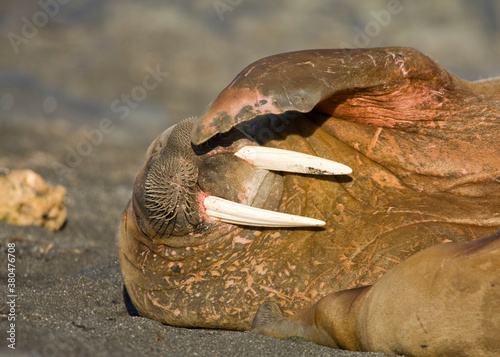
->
252;232;500;356
117;47;500;332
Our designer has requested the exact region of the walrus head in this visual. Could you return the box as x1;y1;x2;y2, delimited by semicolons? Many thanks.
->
118;47;500;330
131;116;352;239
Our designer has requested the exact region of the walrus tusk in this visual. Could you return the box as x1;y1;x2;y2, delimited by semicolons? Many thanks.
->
203;195;326;227
234;146;352;175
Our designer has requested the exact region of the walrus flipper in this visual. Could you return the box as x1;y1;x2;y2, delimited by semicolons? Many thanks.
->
251;301;338;348
191;47;456;145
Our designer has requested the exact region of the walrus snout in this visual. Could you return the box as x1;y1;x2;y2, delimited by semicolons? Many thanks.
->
131;118;204;238
130;114;354;239
131;117;281;238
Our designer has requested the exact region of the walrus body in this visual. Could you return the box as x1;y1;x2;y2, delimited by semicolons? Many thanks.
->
117;47;499;352
252;232;500;356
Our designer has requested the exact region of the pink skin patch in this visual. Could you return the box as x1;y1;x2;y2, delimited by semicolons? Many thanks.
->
200;192;214;221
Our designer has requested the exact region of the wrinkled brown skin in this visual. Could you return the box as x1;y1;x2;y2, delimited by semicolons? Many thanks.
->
252;232;500;356
117;48;500;334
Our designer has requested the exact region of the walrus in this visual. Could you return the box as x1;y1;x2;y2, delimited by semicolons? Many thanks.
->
252;232;500;356
117;47;499;343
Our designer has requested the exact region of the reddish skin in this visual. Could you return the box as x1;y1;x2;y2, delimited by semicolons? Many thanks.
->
118;47;500;331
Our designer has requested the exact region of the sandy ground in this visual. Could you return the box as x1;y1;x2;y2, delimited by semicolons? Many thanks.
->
0;1;498;356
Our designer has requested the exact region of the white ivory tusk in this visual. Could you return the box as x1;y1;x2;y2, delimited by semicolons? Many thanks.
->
234;146;352;175
204;195;325;228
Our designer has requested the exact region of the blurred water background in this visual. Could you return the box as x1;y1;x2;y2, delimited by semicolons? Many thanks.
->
1;1;498;131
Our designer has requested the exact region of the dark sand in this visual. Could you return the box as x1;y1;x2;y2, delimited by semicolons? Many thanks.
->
1;1;498;356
